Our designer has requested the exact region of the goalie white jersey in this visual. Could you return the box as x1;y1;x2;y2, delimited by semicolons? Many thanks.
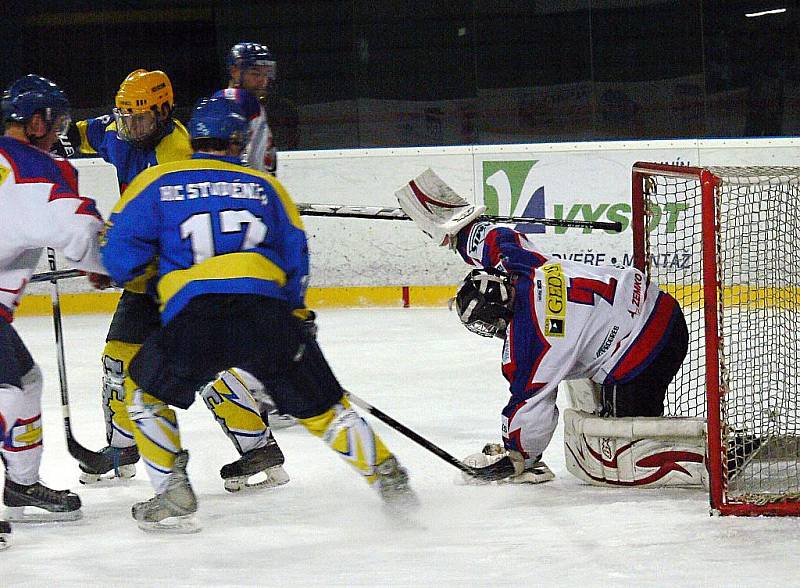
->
455;221;682;459
0;137;105;321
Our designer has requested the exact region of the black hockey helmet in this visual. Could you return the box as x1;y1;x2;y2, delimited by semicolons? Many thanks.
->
452;269;513;338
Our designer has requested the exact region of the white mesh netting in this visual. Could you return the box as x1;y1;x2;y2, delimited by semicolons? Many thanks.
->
641;166;800;505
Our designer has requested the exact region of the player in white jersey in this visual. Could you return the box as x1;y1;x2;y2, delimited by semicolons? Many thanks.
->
216;41;277;175
0;75;107;529
397;170;700;488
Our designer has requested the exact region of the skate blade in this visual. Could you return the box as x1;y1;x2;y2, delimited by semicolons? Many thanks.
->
79;464;137;486
137;514;200;534
4;506;83;523
380;486;422;515
224;466;290;493
268;415;298;430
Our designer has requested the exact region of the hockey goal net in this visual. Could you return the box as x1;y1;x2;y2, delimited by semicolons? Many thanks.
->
632;162;800;516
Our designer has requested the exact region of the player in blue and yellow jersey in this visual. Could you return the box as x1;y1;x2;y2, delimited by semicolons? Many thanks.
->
101;97;416;532
71;70;285;492
74;69;192;190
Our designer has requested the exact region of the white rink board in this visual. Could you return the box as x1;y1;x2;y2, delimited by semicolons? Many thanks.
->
31;138;800;294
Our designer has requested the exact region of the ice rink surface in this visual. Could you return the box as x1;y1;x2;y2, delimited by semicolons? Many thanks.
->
3;308;800;587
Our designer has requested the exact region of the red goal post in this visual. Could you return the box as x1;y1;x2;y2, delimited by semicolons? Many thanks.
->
632;162;800;516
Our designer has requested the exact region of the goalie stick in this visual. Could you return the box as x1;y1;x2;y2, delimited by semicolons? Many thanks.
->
346;391;515;482
297;203;623;232
46;249;110;472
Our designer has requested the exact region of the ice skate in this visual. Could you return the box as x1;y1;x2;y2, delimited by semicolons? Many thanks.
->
0;520;11;551
132;450;198;533
375;456;419;511
79;445;139;485
3;479;82;522
221;436;289;492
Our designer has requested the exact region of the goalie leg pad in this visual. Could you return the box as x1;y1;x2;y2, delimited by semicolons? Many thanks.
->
126;381;183;494
563;408;706;488
201;369;269;455
0;365;44;486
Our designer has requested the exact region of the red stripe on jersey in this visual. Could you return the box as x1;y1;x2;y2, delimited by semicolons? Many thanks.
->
524;287;551;392
503;427;527;457
608;293;677;383
0;146;100;219
484;229;501;266
53;157;79;193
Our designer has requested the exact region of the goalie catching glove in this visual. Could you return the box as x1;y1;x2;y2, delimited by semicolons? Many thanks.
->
395;168;486;248
460;443;555;485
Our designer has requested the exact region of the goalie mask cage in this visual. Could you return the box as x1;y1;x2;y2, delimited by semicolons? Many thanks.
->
632;162;800;516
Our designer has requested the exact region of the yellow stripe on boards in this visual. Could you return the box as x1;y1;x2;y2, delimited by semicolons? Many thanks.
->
19;283;796;316
16;291;123;315
14;285;459;316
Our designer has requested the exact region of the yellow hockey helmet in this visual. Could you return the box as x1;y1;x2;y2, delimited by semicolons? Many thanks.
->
113;69;174;144
115;69;173;115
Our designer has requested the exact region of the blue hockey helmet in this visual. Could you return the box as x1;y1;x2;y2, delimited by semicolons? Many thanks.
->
226;42;276;80
2;74;70;126
189;96;249;144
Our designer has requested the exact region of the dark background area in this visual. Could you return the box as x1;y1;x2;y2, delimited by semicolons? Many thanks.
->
2;0;798;150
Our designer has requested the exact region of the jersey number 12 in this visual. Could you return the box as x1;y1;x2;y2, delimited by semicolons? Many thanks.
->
180;210;267;264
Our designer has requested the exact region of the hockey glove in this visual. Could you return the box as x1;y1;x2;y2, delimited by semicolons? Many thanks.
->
395;168;486;248
461;443;554;485
88;272;112;290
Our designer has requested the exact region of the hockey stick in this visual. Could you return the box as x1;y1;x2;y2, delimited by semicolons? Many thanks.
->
31;268;84;284
346;391;515;482
46;249;110;472
297;203;623;232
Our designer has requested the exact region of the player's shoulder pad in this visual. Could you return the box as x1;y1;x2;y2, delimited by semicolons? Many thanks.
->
0;137;78;191
213;88;260;119
154;119;192;163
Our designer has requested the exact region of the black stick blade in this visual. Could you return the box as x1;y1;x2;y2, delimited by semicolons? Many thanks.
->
464;455;516;481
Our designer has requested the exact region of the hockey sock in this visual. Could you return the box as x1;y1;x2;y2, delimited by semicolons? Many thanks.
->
0;366;44;486
201;369;269;455
125;380;182;494
299;397;393;487
102;340;141;448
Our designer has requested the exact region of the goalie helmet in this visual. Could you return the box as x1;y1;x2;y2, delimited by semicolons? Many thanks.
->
189;97;249;145
453;269;513;338
113;69;174;145
2;74;70;131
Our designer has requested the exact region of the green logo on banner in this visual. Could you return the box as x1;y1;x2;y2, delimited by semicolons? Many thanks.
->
482;160;545;232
